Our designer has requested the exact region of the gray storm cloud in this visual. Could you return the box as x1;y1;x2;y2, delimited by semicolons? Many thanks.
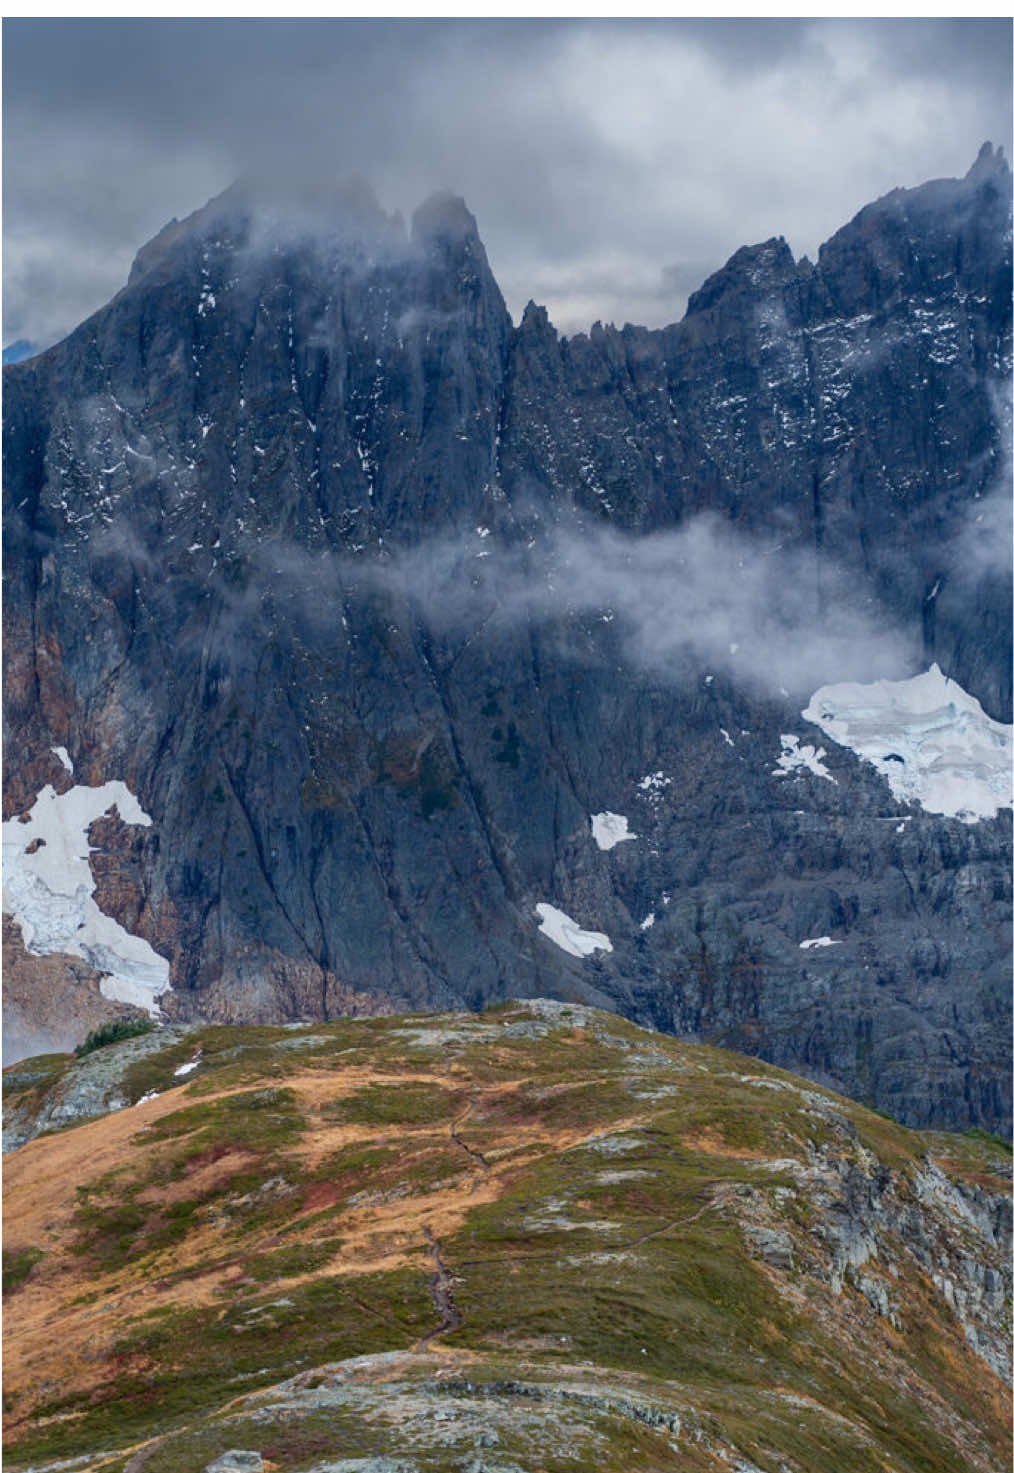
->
4;18;1011;350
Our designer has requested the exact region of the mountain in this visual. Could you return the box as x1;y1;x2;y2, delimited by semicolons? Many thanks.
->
2;340;36;367
3;148;1012;1131
2;1003;1011;1471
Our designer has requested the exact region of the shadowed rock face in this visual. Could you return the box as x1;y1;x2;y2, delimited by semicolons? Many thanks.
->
3;148;1011;1131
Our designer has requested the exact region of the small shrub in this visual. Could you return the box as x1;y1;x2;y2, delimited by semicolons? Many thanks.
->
3;1246;43;1294
75;1018;155;1058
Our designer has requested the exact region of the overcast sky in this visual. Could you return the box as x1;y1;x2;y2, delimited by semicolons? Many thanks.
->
4;18;1011;350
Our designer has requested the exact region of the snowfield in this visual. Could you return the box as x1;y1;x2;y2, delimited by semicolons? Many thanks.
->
2;779;171;1015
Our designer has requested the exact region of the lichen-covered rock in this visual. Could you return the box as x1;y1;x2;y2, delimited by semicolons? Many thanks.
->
205;1453;264;1473
2;1023;198;1151
745;1224;794;1269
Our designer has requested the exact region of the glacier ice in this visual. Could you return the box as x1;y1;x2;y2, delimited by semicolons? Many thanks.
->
802;665;1012;824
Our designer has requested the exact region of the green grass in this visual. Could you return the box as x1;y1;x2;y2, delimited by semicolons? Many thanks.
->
121;1025;308;1101
243;1237;345;1281
140;1087;303;1152
963;1126;1012;1153
324;1081;465;1125
68;1088;306;1267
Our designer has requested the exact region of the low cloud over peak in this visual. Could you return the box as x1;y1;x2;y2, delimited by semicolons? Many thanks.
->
4;19;1011;350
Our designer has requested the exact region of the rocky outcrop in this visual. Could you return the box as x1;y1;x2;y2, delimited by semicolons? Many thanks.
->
1;1021;197;1152
3;150;1011;1128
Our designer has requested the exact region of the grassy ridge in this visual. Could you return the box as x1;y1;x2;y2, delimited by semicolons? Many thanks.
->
3;1003;1010;1472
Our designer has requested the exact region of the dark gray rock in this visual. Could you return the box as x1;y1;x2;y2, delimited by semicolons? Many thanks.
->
4;150;1011;1131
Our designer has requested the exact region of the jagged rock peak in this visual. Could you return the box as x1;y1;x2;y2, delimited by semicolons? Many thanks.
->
408;192;502;305
204;171;392;228
685;236;796;316
411;190;481;246
127;190;236;287
968;140;1011;180
128;173;405;287
520;300;554;333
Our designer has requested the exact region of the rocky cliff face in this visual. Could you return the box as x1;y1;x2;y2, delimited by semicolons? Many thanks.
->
3;150;1011;1130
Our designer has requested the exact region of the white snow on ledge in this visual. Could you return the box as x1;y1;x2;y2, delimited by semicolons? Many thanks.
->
535;903;613;958
802;665;1013;824
773;734;836;783
2;779;171;1016
590;812;637;851
799;936;840;950
637;771;672;799
51;746;74;774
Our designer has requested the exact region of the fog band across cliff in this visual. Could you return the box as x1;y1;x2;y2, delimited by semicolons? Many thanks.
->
340;514;919;700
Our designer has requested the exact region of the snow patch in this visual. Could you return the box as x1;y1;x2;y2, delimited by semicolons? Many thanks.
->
799;936;840;950
51;746;73;774
535;903;613;958
637;771;671;794
639;912;656;931
773;734;836;783
802;665;1012;823
174;1059;199;1077
2;779;171;1016
636;770;672;811
590;812;636;851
